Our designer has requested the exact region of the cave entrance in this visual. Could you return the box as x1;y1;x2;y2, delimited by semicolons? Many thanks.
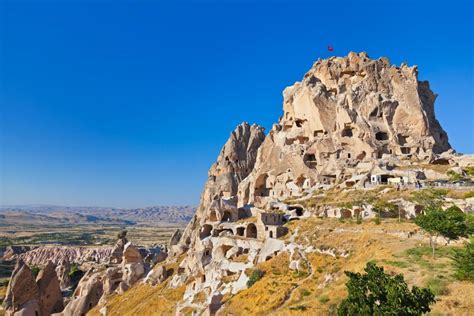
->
246;223;257;238
200;224;213;240
375;131;389;141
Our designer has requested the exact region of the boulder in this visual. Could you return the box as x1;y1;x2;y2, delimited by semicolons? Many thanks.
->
3;260;40;316
145;265;169;286
36;261;64;315
62;269;104;316
168;229;182;248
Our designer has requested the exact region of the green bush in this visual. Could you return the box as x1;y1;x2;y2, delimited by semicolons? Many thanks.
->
447;170;462;182
464;191;474;199
337;262;436;315
289;305;307;311
68;264;79;277
465;166;474;176
319;295;330;304
373;216;381;225
410;189;448;210
30;266;40;278
451;237;474;281
246;269;264;288
301;288;311;297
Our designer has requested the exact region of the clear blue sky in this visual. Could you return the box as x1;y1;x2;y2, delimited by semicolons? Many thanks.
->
0;0;473;208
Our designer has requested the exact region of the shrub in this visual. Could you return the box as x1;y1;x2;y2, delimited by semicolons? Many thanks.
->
246;269;264;288
356;216;362;225
464;190;474;199
447;170;462;182
425;276;449;296
337;262;436;315
301;288;311;297
289;305;307;311
319;295;330;304
30;266;40;278
465;166;474;176
410;188;448;210
69;263;79;277
451;237;474;281
373;216;381;225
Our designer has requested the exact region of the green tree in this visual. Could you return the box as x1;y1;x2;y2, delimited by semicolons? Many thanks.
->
338;262;435;316
446;170;462;182
451;237;474;281
414;206;468;258
410;188;447;210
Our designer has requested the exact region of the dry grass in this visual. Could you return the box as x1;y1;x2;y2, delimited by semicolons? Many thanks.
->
88;218;474;315
221;218;474;315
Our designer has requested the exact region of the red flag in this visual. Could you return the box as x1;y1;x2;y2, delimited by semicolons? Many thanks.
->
327;45;334;52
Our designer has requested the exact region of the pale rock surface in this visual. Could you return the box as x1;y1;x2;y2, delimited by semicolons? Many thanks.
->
165;53;464;315
3;260;40;316
14;246;112;267
55;258;71;290
36;261;64;315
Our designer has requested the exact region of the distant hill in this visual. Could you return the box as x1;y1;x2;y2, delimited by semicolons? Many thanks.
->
0;205;196;226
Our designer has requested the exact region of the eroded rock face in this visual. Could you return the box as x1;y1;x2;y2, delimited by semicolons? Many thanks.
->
120;243;145;288
3;260;40;316
238;52;452;208
175;123;265;279
168;229;182;249
62;269;104;316
165;53;458;314
36;261;64;315
109;230;128;264
12;246;112;267
62;238;146;315
55;258;71;290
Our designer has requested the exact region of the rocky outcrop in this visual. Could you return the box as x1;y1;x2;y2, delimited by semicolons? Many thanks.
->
37;262;64;315
145;265;169;286
55;258;71;289
168;229;182;249
109;230;128;264
3;260;40;316
175;122;265;275
12;246;112;267
160;53;462;314
2;246;34;261
62;269;104;316
3;260;64;316
238;52;452;209
120;243;145;290
63;238;146;315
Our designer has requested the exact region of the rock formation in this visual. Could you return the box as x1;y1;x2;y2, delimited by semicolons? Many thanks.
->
161;53;463;313
238;52;452;209
62;237;146;315
36;262;64;315
12;246;112;267
109;230;128;264
3;260;41;316
168;229;182;249
55;258;71;289
3;259;64;316
4;53;470;316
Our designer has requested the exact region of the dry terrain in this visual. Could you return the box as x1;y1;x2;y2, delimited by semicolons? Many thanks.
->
90;217;474;315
